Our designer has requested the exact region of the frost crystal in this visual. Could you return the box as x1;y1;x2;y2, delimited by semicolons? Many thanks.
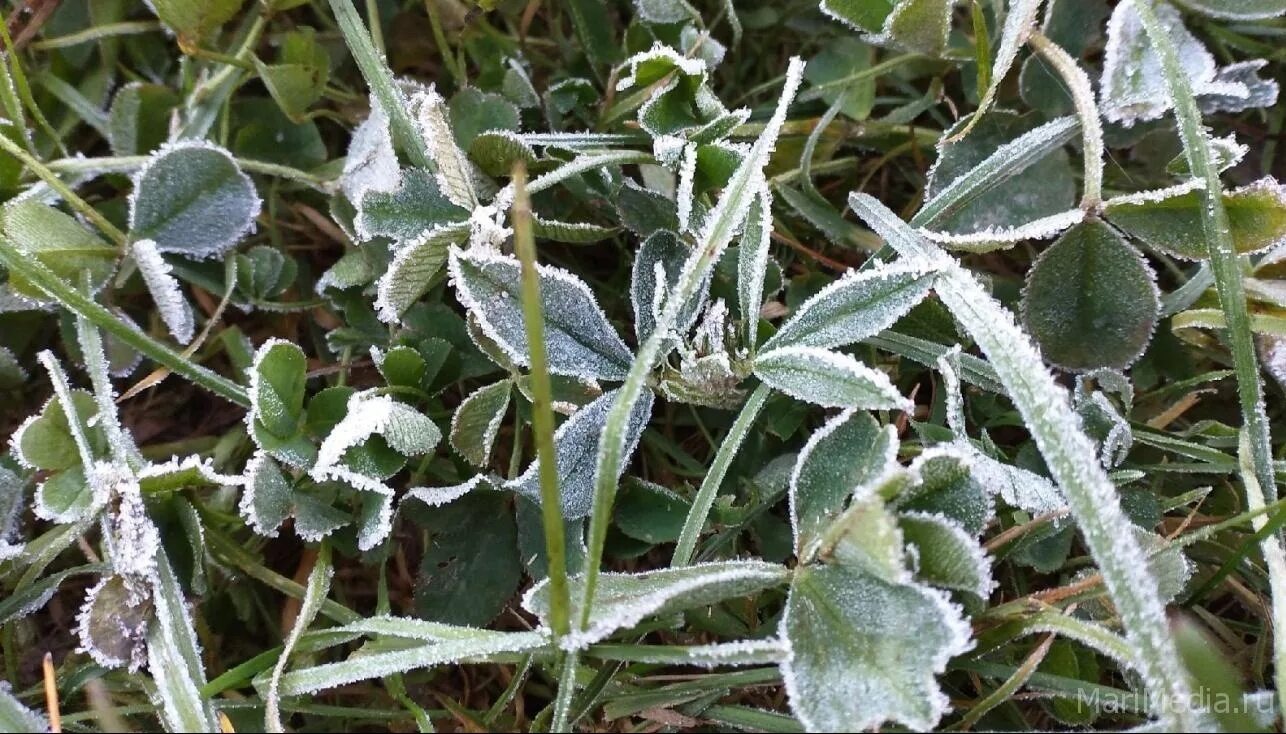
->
1101;0;1256;126
130;238;195;344
920;209;1083;252
127;139;262;259
340;97;400;204
522;560;788;650
761;262;937;352
412;89;479;210
782;563;974;732
754;346;912;410
508;389;654;518
449;246;635;381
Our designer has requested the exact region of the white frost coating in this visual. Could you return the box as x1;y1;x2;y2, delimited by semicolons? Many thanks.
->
737;185;773;349
38;351;98;472
788;409;898;548
76;576;150;671
1100;0;1247;126
8;408;45;471
936;348;966;440
617;638;789;668
449;380;511;467
781;563;974;733
849;191;1207;728
634;0;696;24
139;454;242;487
970;0;1043;129
0;683;48;732
679;26;727;72
448;246;635;382
1200;59;1280;115
355;493;395;552
920;209;1083;251
1178;0;1286;19
340;97;401;204
761;261;937;352
274;630;550;696
130;239;195;344
1103;178;1207;209
100;468;160;582
652;135;687;168
754;346;912;410
676;143;698;233
147;556;217;733
522;560;788;650
238;451;287;537
374;223;469;323
244;338;310;468
616;44;709;92
508;389;654;518
404;475;487;509
899;510;996;597
412;89;479;211
74;309;139;466
127;139;262;259
919;116;1079;231
312;393;440;505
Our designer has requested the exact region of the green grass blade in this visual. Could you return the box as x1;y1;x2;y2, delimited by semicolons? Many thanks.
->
512;164;571;640
329;0;430;169
849;192;1208;731
0;237;249;407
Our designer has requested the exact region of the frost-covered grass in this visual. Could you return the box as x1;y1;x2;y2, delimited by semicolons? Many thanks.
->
1;0;1286;732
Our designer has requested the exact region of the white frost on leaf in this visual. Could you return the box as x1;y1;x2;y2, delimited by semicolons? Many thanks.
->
676;142;698;233
1199;59;1280;115
449;246;635;382
411;89;479;211
781;563;974;733
522;560;788;650
404;475;489;510
762;261;937;352
127;139;262;259
899;510;995;597
737;185;773;349
130;238;195;344
507;389;654;518
340;97;400;205
374;223;469;323
1101;0;1251;126
754;346;912;410
920;209;1083;252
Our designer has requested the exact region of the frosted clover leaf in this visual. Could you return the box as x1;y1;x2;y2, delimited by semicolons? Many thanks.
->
1101;0;1278;126
782;563;973;732
508;388;654;518
128;139;261;259
819;0;953;57
11;319;223;731
523;560;788;650
449;246;634;382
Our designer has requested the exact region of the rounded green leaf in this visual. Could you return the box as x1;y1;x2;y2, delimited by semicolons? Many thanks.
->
449;380;511;467
1022;220;1159;371
250;339;308;440
1104;178;1286;260
15;391;101;471
782;564;972;732
129;141;262;258
469;130;537;178
147;0;247;40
